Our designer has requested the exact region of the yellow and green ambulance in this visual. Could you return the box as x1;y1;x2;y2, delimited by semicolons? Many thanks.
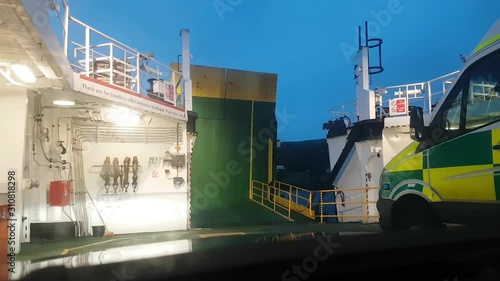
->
377;19;500;231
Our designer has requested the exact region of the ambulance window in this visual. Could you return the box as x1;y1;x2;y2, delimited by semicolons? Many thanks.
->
434;86;464;134
465;50;500;130
442;90;463;131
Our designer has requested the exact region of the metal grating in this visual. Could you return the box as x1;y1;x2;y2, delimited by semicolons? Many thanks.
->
0;0;62;87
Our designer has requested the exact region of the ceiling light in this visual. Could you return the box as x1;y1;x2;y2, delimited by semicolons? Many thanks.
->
107;107;140;126
53;100;76;106
11;64;36;83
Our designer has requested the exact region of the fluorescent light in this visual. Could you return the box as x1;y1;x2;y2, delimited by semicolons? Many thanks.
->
107;107;140;126
11;64;36;83
53;100;76;106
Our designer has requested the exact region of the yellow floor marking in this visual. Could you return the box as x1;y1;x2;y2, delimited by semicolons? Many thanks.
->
198;232;246;238
60;239;118;255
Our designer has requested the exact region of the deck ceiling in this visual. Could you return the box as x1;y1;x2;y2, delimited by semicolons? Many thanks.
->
0;0;67;89
0;0;186;123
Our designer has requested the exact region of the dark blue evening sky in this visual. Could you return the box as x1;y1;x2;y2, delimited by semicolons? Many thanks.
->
67;0;499;141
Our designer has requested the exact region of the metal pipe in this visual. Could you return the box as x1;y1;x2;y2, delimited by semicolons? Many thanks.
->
76;135;176;140
428;70;460;83
62;207;75;223
136;55;141;93
109;46;114;85
58;117;95;142
76;134;174;139
79;138;171;144
43;106;99;110
76;125;177;129
70;17;137;53
71;122;90;235
74;127;170;131
76;128;175;133
75;126;175;130
385;71;459;89
32;118;51;165
78;170;88;233
75;129;175;135
32;149;50;168
428;81;433;114
76;133;176;137
75;129;177;140
63;3;69;57
85;26;90;76
79;138;175;142
76;133;175;138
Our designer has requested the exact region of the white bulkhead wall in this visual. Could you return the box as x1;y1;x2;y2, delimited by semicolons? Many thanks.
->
334;140;382;223
326;133;349;172
23;93;191;238
0;87;29;254
381;127;413;167
354;47;376;121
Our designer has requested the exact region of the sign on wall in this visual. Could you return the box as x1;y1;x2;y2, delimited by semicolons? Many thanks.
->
74;74;186;121
389;98;407;116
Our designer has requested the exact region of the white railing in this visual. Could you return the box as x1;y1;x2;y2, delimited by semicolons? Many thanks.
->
328;71;460;121
377;71;460;117
48;1;185;109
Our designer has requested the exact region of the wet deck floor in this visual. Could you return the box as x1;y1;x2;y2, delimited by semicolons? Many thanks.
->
18;223;382;262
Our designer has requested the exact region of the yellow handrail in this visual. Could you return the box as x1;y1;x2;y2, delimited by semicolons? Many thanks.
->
251;180;380;224
250;180;294;221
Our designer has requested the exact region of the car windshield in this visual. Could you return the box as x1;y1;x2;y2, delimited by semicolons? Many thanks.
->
0;1;499;280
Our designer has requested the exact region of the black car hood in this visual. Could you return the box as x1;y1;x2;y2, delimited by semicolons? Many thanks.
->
19;223;500;281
